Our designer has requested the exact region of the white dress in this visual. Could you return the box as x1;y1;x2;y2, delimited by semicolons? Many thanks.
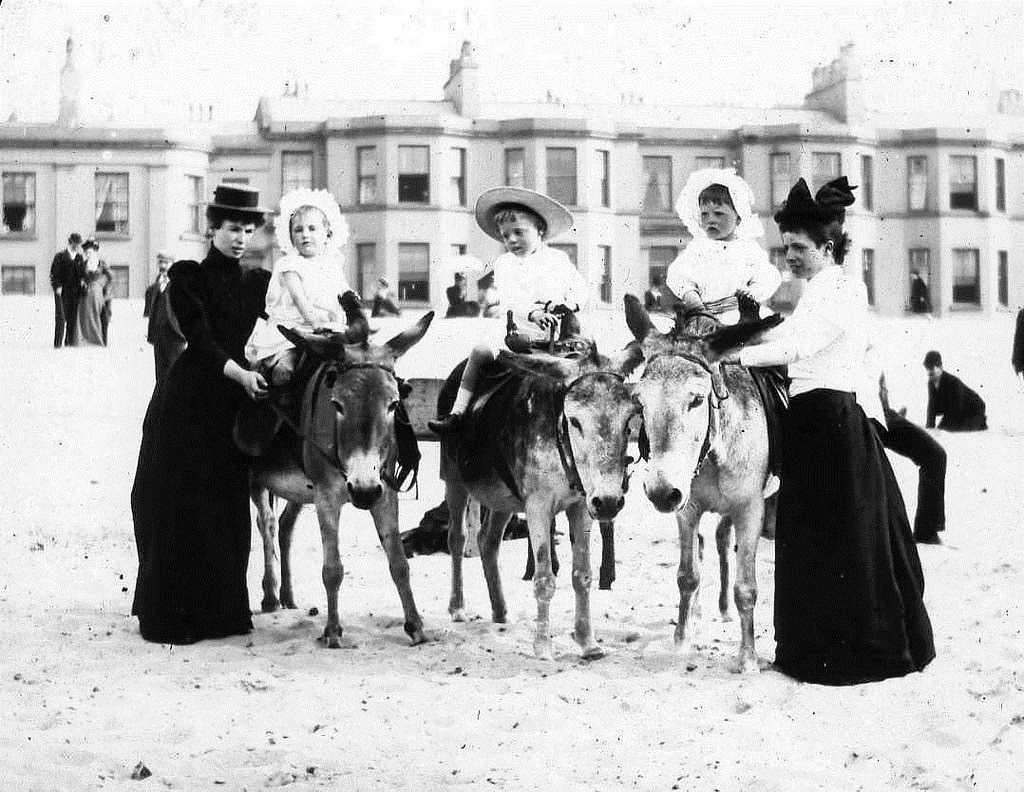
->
666;236;780;323
245;251;351;364
491;245;589;341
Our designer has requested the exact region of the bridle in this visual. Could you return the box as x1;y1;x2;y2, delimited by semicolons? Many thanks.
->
642;351;725;481
555;370;632;495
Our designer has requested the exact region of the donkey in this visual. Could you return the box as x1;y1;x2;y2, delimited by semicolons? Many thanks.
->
624;294;782;673
439;344;641;659
245;313;433;648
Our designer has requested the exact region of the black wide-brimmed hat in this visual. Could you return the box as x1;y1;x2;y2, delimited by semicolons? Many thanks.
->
774;177;856;227
206;185;270;221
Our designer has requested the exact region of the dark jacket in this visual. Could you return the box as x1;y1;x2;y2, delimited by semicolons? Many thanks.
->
926;371;987;431
50;249;84;294
144;278;185;345
1012;308;1024;374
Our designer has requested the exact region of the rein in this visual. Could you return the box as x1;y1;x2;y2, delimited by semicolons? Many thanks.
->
555;370;629;495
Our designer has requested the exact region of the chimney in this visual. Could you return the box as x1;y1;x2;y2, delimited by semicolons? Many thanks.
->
57;36;82;127
443;40;479;117
804;42;865;123
998;89;1022;115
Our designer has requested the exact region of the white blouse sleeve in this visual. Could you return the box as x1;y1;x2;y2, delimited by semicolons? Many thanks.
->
665;247;699;301
739;287;844;367
743;241;782;304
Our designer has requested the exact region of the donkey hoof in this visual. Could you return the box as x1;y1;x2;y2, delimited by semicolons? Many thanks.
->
450;607;467;623
491;610;507;624
732;654;761;675
321;627;343;649
280;595;297;610
581;644;607;661
404;620;427;645
533;637;554;661
719;610;734;623
261;596;279;613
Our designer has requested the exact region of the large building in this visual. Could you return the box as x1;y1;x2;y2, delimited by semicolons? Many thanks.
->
2;40;1023;317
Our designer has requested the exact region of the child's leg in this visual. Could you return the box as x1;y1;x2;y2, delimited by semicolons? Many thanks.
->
260;347;301;387
429;344;493;434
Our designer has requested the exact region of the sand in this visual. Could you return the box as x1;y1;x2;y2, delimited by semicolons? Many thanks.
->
1;296;1022;791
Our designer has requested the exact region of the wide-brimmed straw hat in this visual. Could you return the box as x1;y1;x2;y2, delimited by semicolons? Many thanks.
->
474;187;574;242
206;185;271;223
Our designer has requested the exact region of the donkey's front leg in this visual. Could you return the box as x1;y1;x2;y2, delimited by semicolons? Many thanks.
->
371;489;426;645
715;516;734;621
276;501;304;610
566;500;601;658
673;499;704;653
444;480;471;622
730;500;763;674
525;499;558;659
252;486;281;613
463;497;482;558
314;487;345;648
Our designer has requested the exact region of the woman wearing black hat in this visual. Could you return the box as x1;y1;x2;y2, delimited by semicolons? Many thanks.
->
724;177;935;685
131;185;272;644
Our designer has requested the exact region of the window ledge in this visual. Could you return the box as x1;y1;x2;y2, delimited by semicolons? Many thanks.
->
94;232;131;241
948;303;982;312
0;233;37;241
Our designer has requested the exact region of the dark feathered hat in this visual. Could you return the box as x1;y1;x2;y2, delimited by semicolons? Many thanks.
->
774;176;856;228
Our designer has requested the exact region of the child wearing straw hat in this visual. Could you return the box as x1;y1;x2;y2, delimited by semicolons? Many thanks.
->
428;187;588;436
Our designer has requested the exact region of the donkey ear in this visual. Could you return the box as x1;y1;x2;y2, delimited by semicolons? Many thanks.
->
277;325;347;359
608;340;645;377
706;314;784;356
624;293;656;342
385;311;434;358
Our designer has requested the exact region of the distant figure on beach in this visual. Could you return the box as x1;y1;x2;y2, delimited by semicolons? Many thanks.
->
372;276;401;317
50;231;84;348
1012;307;1024;383
909;270;931;314
924;350;987;431
144;250;186;383
644;274;667;313
445;272;480;318
76;238;112;347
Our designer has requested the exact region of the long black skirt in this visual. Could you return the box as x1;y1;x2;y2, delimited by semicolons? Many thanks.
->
773;389;935;685
130;349;253;645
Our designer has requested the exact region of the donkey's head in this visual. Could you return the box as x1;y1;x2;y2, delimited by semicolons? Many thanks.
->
280;311;433;510
624;294;780;513
510;343;643;520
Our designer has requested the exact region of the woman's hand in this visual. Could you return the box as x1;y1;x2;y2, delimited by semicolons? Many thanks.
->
241;369;268;400
528;309;558;332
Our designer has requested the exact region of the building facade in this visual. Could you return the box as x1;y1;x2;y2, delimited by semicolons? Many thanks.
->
2;41;1023;317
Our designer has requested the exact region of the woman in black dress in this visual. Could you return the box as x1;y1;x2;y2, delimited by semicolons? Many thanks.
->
131;185;271;644
729;177;935;685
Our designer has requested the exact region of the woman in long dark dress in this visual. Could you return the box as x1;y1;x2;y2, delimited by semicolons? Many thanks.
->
131;185;271;645
76;238;111;347
728;177;935;685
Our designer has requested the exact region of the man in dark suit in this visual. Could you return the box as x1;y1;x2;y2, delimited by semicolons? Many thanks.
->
924;350;987;431
50;232;84;347
143;251;186;383
1012;307;1024;382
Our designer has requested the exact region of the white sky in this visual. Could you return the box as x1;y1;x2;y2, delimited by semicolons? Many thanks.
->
0;0;1020;125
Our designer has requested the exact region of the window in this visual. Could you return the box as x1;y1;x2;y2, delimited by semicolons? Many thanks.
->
907;156;928;212
2;172;35;234
596;150;610;207
648;246;677;291
108;265;129;298
546;148;577;205
398;146;430;204
221;176;250;185
695;156;725;170
549;243;578;267
770;153;791;211
397;242;429;301
1;265;35;294
451;244;466;256
996;158;1006;212
952;248;980;304
998;251;1009;307
357;147;378;205
505;148;525;189
811;153;841;192
449;147;467;206
949;156;977;210
860;155;874;211
641;156;672;214
355;243;376;299
186;175;204;234
95;172;129;234
862;248;875;307
599;246;612;303
281;151;314;193
909;248;931;300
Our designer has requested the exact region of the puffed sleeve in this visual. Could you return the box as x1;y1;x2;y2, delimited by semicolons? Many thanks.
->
739;281;843;368
742;240;782;304
168;260;231;374
665;246;699;301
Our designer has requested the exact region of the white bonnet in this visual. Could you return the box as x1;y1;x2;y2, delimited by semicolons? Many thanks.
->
275;188;351;255
674;167;763;240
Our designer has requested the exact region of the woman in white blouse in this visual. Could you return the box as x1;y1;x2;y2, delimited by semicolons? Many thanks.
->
727;177;935;685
